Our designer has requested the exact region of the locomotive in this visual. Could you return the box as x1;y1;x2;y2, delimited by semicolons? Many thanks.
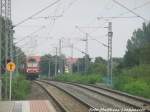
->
26;56;41;79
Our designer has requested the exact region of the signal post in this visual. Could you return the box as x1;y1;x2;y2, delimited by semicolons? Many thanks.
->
6;62;16;100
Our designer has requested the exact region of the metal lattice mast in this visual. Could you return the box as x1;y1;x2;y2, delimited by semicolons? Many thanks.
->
0;17;2;100
107;22;113;85
0;0;12;100
85;33;88;73
0;0;12;67
7;0;13;63
0;0;7;100
0;0;2;100
7;0;11;19
1;0;6;17
59;39;63;74
54;47;58;77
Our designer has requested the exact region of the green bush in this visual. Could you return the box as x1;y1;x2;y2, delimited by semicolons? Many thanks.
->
113;65;150;98
2;74;30;100
54;73;102;84
12;75;30;100
123;80;150;98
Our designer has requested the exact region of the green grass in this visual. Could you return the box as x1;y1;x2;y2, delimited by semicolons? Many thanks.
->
12;75;30;100
54;73;102;84
123;80;150;98
2;74;30;100
113;65;150;98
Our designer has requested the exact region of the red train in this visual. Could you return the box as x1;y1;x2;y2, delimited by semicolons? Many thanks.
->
26;56;41;79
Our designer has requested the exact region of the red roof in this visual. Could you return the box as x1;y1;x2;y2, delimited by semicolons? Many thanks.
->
66;57;78;64
27;56;41;62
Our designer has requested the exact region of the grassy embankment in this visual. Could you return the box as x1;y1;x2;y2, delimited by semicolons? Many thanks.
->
54;73;103;84
2;74;30;100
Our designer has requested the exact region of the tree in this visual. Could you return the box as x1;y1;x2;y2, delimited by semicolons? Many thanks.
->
95;57;106;64
72;55;91;74
73;57;85;73
89;57;107;75
13;47;26;73
123;22;150;67
39;54;65;77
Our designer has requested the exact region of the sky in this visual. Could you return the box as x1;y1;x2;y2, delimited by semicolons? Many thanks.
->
12;0;150;59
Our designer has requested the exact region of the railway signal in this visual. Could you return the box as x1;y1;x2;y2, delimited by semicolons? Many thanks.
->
6;62;16;100
6;62;16;72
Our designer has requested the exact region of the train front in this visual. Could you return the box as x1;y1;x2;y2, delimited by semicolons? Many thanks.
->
26;56;41;79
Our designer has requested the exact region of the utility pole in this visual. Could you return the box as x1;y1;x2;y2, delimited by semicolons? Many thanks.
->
77;60;80;73
84;33;88;74
16;55;18;74
0;11;2;101
75;26;90;74
107;22;113;86
48;57;51;79
15;47;18;75
4;20;8;100
59;39;63;74
70;44;73;74
54;47;58;77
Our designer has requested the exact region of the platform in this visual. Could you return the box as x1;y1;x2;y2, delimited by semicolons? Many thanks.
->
0;100;57;112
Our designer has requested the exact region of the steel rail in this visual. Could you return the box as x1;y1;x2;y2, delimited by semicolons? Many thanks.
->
43;80;150;111
34;81;67;112
68;83;150;110
35;80;93;112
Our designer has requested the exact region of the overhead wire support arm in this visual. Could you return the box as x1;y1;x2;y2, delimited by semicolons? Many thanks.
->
90;37;108;48
30;15;63;20
73;47;87;55
97;16;138;20
13;0;61;28
75;25;108;48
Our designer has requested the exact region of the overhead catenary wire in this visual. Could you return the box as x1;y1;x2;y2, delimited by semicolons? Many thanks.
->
73;46;87;55
15;26;46;44
13;0;61;28
118;0;150;16
63;44;87;56
112;0;147;22
14;0;77;53
13;0;79;60
13;38;37;55
89;36;108;47
14;25;54;57
87;0;150;27
75;26;108;48
98;1;150;22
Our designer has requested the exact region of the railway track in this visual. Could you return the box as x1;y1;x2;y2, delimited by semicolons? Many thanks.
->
68;83;150;110
41;80;150;112
34;81;91;112
81;84;150;109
